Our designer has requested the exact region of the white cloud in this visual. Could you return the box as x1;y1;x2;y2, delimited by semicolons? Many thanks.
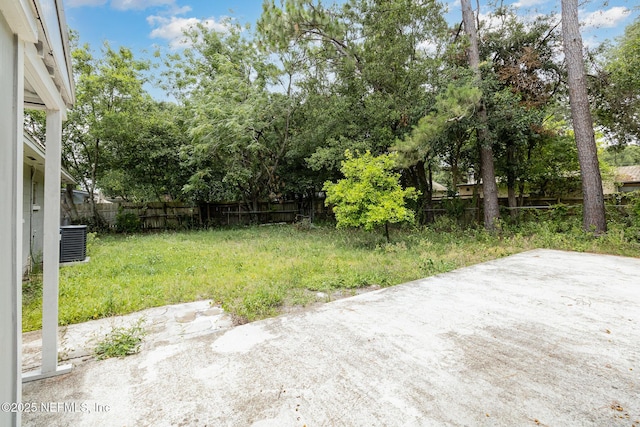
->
168;5;191;15
65;0;107;7
110;0;175;11
417;40;438;55
512;0;549;8
478;12;504;31
582;35;601;49
66;0;181;10
581;6;630;29
147;15;228;49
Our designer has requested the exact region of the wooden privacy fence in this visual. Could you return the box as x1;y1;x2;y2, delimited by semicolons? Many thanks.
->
425;196;635;225
73;199;330;229
73;202;199;230
199;199;329;226
70;195;635;230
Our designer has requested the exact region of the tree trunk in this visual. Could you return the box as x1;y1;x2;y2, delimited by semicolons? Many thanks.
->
426;161;434;223
450;143;461;190
506;141;517;219
450;160;460;191
561;0;607;234
64;184;79;222
87;182;104;229
519;140;535;207
88;138;106;228
414;160;432;224
461;0;501;230
518;179;525;208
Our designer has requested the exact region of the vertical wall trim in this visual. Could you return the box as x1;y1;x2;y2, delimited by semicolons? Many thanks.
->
11;33;25;427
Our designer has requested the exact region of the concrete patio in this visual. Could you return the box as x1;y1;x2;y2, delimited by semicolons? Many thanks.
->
21;249;640;426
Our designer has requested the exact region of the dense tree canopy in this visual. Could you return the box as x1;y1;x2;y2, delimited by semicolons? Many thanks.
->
53;1;640;230
165;23;295;210
63;42;154;223
259;0;449;173
591;16;640;145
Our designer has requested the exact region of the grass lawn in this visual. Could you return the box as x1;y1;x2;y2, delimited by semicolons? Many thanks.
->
22;219;640;332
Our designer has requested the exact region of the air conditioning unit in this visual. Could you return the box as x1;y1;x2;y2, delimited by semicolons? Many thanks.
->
60;225;87;263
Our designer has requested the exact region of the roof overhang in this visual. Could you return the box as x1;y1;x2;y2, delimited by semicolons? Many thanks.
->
24;133;76;184
31;0;75;106
0;0;38;43
1;0;75;112
24;42;68;118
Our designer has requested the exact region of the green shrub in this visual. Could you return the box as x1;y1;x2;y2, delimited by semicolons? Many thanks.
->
625;193;640;241
441;197;468;220
115;212;141;233
430;215;460;232
630;193;640;225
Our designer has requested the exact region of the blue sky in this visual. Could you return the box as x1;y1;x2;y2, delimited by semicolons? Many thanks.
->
63;0;639;52
63;1;266;53
62;0;638;95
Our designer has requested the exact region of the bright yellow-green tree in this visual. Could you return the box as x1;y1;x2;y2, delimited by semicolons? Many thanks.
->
323;150;418;242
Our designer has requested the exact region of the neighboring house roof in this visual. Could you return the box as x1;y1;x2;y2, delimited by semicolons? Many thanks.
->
615;166;640;184
62;189;114;204
432;182;447;192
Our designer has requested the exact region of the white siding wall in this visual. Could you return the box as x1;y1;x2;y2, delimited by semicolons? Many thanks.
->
0;12;23;427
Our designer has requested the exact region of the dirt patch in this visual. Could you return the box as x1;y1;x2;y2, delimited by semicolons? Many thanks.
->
281;285;382;316
230;285;383;326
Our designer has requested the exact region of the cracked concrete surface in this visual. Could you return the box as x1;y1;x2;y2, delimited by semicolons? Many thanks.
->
22;300;233;373
21;249;640;426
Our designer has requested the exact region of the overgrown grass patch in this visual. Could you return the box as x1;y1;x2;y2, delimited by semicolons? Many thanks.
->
22;220;640;332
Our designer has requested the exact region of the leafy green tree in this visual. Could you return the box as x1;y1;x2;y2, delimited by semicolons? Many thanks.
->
393;82;481;222
63;41;151;225
592;17;640;144
100;101;190;202
460;0;500;230
323;150;418;242
526;123;581;199
480;10;563;109
164;22;296;212
601;144;640;167
478;9;564;217
259;0;449;184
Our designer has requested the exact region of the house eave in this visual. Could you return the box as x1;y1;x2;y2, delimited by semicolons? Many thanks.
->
24;133;76;184
30;0;74;106
0;0;38;42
